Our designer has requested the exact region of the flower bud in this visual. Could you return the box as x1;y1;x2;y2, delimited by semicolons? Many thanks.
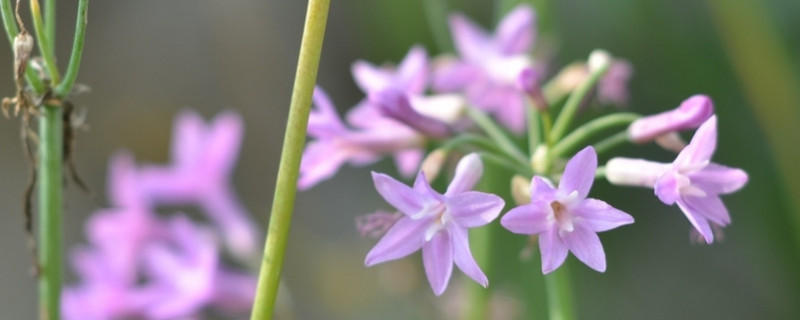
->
628;95;714;143
420;149;448;182
511;175;531;205
605;157;670;188
517;67;548;111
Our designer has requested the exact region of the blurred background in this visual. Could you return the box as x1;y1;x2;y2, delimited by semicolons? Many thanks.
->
0;0;799;319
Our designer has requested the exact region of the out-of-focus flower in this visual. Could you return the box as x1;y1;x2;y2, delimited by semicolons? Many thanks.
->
136;110;260;260
607;116;748;243
433;5;536;133
141;216;255;319
628;95;714;144
65;110;259;320
369;89;452;139
365;154;505;295
501;147;633;273
299;87;425;189
597;59;633;106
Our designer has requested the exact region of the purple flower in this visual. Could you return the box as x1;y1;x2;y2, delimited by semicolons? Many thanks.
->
597;59;633;106
365;153;505;295
628;95;714;144
136;110;260;260
369;89;452;139
501;147;633;273
653;116;748;243
141;216;256;319
607;116;748;243
433;5;535;133
299;87;425;189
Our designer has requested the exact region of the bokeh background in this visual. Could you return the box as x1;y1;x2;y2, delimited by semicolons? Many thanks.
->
1;0;799;319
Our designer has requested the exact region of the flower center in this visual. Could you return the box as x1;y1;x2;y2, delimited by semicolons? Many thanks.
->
550;200;574;232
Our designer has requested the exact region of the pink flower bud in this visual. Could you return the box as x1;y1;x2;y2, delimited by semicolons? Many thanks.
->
628;95;714;143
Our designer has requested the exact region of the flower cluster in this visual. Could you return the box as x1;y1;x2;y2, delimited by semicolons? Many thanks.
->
300;5;748;295
63;111;259;320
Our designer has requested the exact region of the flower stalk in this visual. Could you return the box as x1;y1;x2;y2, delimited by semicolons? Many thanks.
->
29;0;60;84
250;0;330;319
38;103;62;320
543;262;575;320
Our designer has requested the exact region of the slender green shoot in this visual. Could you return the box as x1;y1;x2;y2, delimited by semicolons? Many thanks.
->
30;0;60;84
54;0;88;98
250;0;330;319
550;51;611;144
551;112;638;157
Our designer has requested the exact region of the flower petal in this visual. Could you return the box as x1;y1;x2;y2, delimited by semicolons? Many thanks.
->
681;195;731;226
572;198;634;232
675;115;717;167
364;216;428;266
351;60;391;93
372;172;424;215
689;163;748;195
308;87;346;138
447;191;504;228
559;146;597;199
204;111;243;176
676;198;714;244
394;149;425;177
297;141;352;190
539;229;568;274
561;225;606;272
445;153;483;195
449;13;493;63
450;226;488;287
171;110;204;168
422;231;455;296
530;176;558;203
396;45;428;94
500;199;552;235
495;4;535;55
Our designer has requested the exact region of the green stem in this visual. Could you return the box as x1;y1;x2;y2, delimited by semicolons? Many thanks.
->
465;106;529;168
594;166;606;179
592;131;629;155
250;0;330;319
44;0;53;48
479;152;533;177
543;262;576;320
526;100;542;156
464;224;491;320
0;0;45;94
422;0;452;53
549;52;611;144
551;113;638;157
30;0;60;84
38;104;63;320
54;0;88;98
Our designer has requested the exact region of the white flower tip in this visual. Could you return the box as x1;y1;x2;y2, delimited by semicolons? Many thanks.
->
588;49;612;72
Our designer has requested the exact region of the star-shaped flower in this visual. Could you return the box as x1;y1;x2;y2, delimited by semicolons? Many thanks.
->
501;147;633;273
365;153;505;295
653;116;748;243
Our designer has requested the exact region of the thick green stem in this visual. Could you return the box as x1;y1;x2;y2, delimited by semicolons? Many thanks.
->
465;106;529;168
551;113;638;157
250;0;330;319
30;0;59;84
549;52;611;144
38;104;62;320
543;262;576;320
0;0;45;93
54;0;88;98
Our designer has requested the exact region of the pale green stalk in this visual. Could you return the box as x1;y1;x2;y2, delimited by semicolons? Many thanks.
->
422;0;452;53
551;113;638;157
250;0;330;319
